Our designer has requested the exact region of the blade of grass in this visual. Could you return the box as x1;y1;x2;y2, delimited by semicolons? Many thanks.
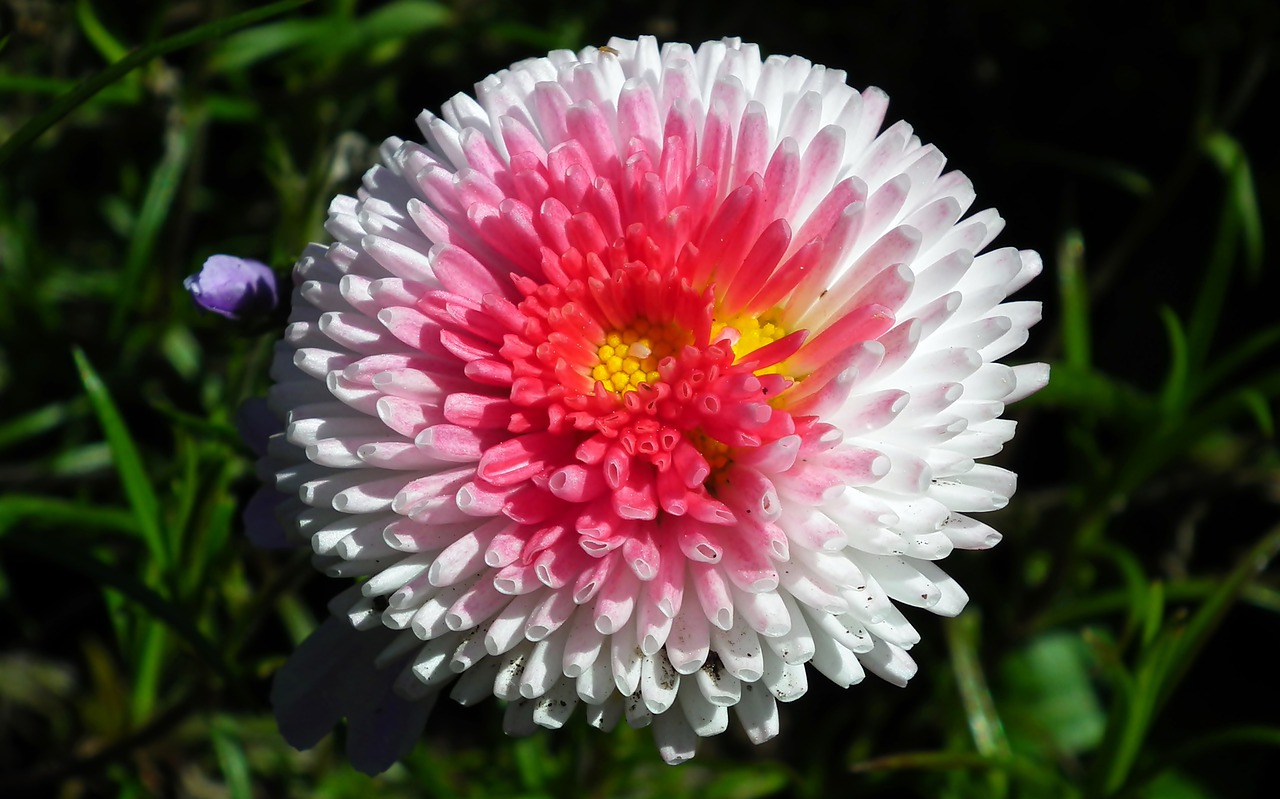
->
1157;307;1189;416
75;0;130;63
1195;324;1280;402
1204;131;1264;277
1237;388;1274;438
73;348;167;570
1185;133;1249;379
1094;524;1280;796
946;612;1011;760
851;749;1062;791
211;716;254;799
0;74;140;104
1033;579;1280;631
0;0;313;167
1089;541;1151;646
5;533;235;686
1123;725;1280;798
0;399;86;451
0;495;138;536
1153;524;1280;713
207;18;329;73
129;621;168;723
1057;228;1091;371
109;106;202;335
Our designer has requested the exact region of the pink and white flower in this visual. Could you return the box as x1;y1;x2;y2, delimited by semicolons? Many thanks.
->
249;36;1048;771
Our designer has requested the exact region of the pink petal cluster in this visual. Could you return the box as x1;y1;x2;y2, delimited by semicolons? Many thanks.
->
249;36;1048;771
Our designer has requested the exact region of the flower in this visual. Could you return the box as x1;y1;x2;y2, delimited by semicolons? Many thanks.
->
247;36;1048;772
184;254;279;320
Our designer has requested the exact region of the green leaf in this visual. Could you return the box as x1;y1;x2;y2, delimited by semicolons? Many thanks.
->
109;107;203;335
1003;632;1106;756
211;716;254;799
850;748;1062;792
946;612;1011;760
75;0;129;64
1138;771;1216;799
0;0;313;167
1237;388;1274;437
1195;323;1280;402
209;1;450;73
1139;580;1165;652
1204;131;1264;278
1057;229;1091;371
0;399;86;451
72;348;167;569
1093;524;1280;795
703;764;791;799
358;0;452;43
207;18;329;73
161;325;201;382
129;620;167;722
1021;364;1148;419
1156;307;1189;416
1185;132;1254;378
1153;524;1280;713
0;495;138;537
1129;726;1280;797
5;533;235;687
0;74;140;104
1090;541;1151;645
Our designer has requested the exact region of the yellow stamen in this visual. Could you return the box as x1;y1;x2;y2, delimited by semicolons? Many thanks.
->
713;308;788;374
686;427;731;473
593;320;687;395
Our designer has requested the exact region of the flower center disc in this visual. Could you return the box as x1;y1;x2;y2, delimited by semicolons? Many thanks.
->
591;320;687;395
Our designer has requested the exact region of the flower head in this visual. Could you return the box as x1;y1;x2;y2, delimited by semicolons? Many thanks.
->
248;36;1048;771
185;254;279;320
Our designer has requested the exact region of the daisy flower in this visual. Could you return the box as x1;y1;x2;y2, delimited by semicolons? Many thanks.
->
247;35;1048;771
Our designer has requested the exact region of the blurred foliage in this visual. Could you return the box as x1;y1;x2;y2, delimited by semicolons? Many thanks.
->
1;0;1279;797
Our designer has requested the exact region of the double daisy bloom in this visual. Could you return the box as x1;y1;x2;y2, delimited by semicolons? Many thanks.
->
246;36;1047;771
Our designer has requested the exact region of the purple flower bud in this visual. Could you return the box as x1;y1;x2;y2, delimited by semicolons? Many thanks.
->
184;255;279;320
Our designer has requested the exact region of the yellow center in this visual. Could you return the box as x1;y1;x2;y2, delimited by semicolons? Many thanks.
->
714;309;788;373
685;427;731;473
591;319;686;394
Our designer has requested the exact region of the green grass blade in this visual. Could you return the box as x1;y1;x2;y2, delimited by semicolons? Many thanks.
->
1237;388;1274;437
109;107;201;335
946;611;1013;798
0;74;140;104
75;0;129;63
1185;132;1251;378
1154;523;1280;713
1196;324;1280;402
0;399;85;451
129;621;168;722
1057;228;1091;370
6;533;235;686
211;716;254;799
0;495;138;537
207;17;328;73
1090;541;1151;645
72;347;167;569
946;612;1011;760
1128;725;1280;796
1157;306;1189;416
0;0;313;167
358;0;453;44
1204;131;1264;278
